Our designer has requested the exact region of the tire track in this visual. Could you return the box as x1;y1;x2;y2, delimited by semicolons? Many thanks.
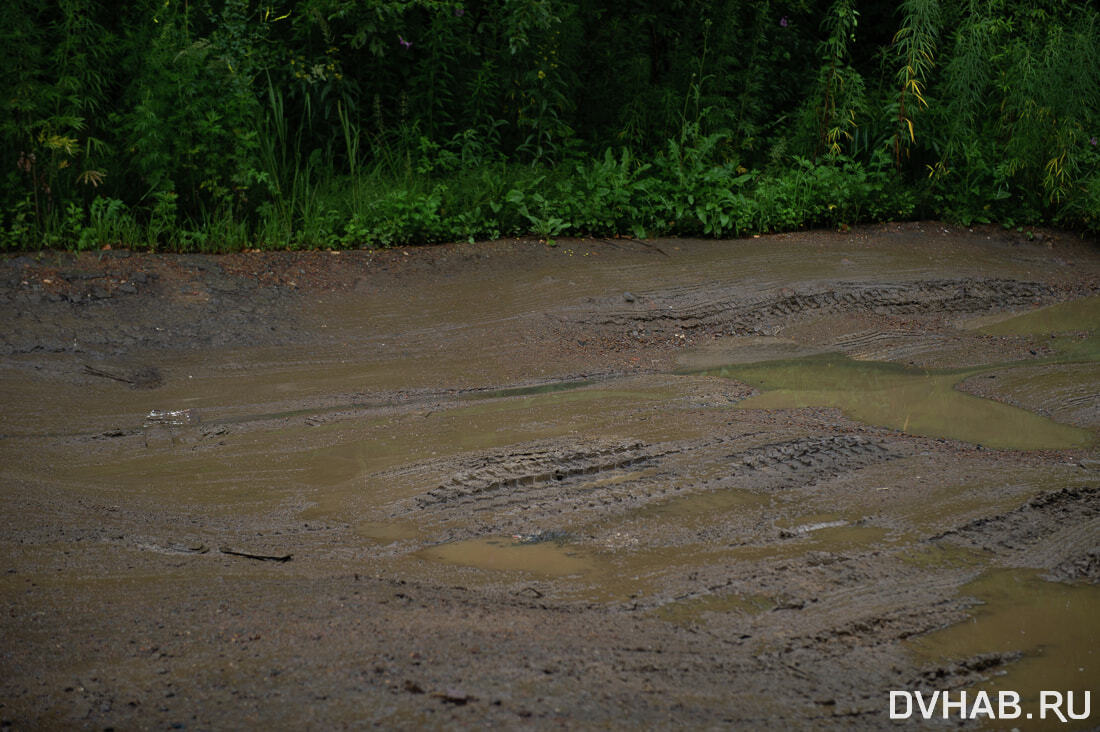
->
568;279;1055;335
385;435;904;538
929;485;1099;579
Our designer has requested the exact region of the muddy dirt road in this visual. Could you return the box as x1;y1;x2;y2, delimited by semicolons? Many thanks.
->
1;223;1098;729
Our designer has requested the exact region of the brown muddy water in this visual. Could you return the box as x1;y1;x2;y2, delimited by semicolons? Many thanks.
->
1;226;1098;729
706;353;1094;449
909;569;1099;731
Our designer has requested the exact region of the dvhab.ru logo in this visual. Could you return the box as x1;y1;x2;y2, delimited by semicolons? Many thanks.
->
890;690;1092;723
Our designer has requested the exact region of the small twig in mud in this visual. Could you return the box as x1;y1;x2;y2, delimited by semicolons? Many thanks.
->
515;586;544;599
783;661;813;681
432;690;478;705
83;364;135;385
219;547;293;562
171;543;209;555
637;240;670;257
598;238;670;257
84;364;163;389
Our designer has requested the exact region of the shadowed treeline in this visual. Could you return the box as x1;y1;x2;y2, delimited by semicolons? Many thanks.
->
2;0;1098;250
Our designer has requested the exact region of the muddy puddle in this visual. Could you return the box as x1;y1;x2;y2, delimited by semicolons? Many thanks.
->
909;569;1100;731
964;295;1100;336
707;353;1094;449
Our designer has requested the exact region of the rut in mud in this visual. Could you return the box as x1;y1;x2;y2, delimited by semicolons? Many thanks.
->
930;485;1100;581
1;224;1098;729
384;434;904;542
569;278;1060;336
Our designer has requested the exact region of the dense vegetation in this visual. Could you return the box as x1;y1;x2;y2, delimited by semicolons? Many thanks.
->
3;0;1098;251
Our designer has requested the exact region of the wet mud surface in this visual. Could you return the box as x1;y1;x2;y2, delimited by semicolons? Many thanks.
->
1;222;1098;728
